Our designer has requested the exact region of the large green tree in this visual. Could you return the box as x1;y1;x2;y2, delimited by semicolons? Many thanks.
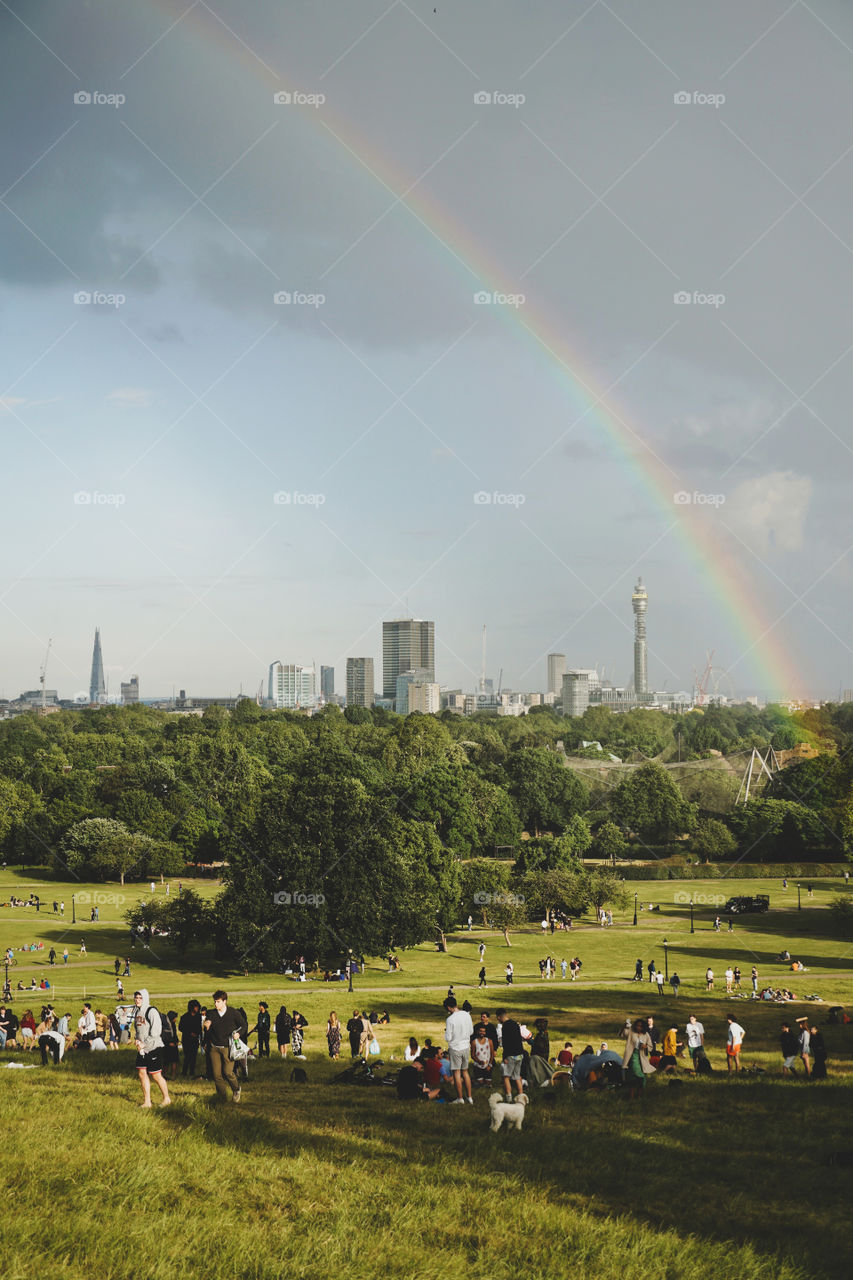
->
610;762;696;842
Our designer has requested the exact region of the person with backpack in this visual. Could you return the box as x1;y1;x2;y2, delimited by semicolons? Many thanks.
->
132;989;172;1109
179;1000;203;1077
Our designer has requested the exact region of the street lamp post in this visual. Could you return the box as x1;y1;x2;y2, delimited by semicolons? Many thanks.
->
347;949;353;993
633;893;638;927
797;882;802;911
71;895;76;925
690;899;695;934
663;937;669;982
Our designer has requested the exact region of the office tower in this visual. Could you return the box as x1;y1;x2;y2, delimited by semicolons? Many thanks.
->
632;578;648;701
547;653;566;696
120;675;139;704
395;667;435;715
320;666;334;701
843;688;853;703
89;628;106;704
267;662;317;709
382;618;434;702
562;670;590;718
346;657;375;707
406;681;440;714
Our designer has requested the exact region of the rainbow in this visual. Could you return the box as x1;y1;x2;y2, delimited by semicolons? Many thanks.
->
142;1;800;699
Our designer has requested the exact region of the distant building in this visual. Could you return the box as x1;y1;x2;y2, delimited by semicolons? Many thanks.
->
562;670;590;718
383;619;434;704
121;675;139;705
346;657;375;708
395;667;434;715
320;666;334;701
843;688;853;703
406;681;440;714
268;662;317;709
546;653;566;696
89;628;106;704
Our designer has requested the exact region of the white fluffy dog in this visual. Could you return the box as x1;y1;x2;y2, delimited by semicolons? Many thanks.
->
488;1090;529;1132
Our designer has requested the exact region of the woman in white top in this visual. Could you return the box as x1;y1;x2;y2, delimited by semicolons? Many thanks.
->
404;1037;419;1062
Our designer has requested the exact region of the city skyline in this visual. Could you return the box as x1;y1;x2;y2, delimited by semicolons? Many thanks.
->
2;2;852;703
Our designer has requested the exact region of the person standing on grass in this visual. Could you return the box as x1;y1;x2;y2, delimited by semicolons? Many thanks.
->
133;989;171;1109
752;966;759;995
179;1000;203;1076
780;1022;798;1076
326;1011;341;1060
444;997;474;1105
62;947;68;965
726;1014;745;1074
203;990;242;1103
733;965;741;991
798;1021;811;1077
505;961;513;985
496;1008;525;1099
478;941;486;963
810;1024;827;1079
622;1018;654;1100
252;1002;271;1058
48;948;56;966
648;959;656;983
685;1015;705;1068
634;958;643;982
670;972;681;997
655;970;665;997
345;1009;361;1059
291;1010;308;1058
706;967;714;991
725;967;734;993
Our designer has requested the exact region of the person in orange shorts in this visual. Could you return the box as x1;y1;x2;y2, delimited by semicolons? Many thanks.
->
726;1014;745;1073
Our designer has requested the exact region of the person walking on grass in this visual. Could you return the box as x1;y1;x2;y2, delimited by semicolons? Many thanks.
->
726;1014;745;1075
780;1022;798;1077
478;941;486;963
505;961;513;985
655;970;665;997
478;966;487;988
62;947;68;965
670;972;681;997
345;1009;361;1059
203;990;242;1103
445;997;474;1105
179;1000;203;1076
326;1011;341;1060
633;958;643;982
705;967;714;991
133;989;171;1109
685;1014;705;1068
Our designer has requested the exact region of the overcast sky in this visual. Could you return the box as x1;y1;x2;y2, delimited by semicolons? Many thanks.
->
1;0;852;703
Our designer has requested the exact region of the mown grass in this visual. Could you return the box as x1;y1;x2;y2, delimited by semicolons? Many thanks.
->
2;868;853;1280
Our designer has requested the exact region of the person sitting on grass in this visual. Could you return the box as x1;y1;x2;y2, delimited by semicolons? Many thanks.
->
404;1037;420;1062
557;1042;574;1067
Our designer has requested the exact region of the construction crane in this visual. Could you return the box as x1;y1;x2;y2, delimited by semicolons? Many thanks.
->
693;650;714;705
479;624;487;694
39;638;52;715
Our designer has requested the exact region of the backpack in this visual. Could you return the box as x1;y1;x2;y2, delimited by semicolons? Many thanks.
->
147;1008;175;1045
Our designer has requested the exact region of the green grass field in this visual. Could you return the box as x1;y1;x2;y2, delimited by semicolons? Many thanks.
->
2;868;852;1280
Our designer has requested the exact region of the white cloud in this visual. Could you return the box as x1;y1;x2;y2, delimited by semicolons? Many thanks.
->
725;470;813;556
106;388;153;408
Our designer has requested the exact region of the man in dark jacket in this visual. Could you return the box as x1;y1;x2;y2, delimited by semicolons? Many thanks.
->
496;1008;525;1098
346;1008;362;1058
252;1002;271;1057
780;1022;799;1076
203;990;243;1102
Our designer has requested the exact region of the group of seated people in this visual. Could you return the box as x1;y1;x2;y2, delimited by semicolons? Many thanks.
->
760;986;797;1001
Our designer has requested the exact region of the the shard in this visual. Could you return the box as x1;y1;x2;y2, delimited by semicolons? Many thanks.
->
89;627;106;704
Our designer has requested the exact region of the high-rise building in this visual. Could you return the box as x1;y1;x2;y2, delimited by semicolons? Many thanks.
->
406;681;440;715
320;666;334;701
267;662;317;709
382;619;434;703
547;653;566;696
843;688;853;704
121;675;139;705
89;628;106;704
346;657;375;707
562;670;590;718
632;578;648;701
395;667;436;715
